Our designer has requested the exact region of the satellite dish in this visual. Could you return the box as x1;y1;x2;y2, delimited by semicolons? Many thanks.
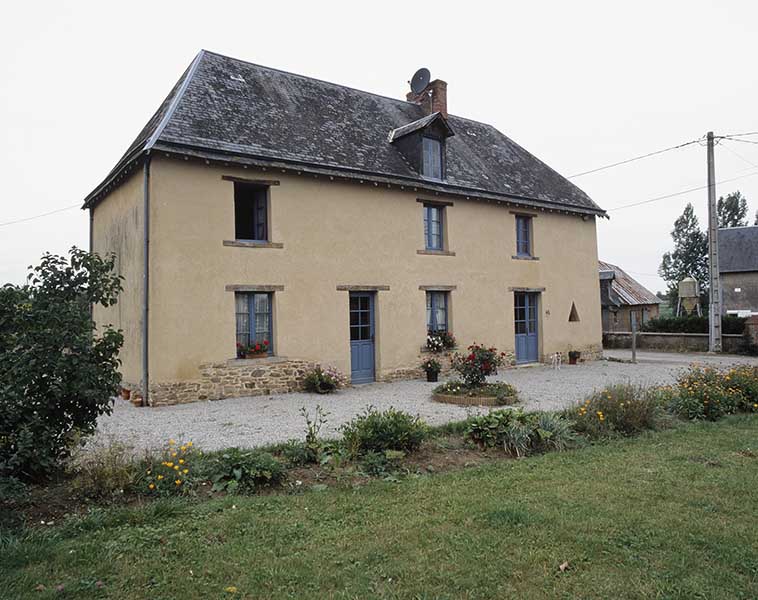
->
410;68;431;94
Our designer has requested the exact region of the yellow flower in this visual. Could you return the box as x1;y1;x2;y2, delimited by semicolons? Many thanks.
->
183;469;189;474
180;446;187;452
175;479;182;485
174;465;180;471
179;459;185;464
169;439;176;445
148;483;155;490
157;475;164;480
166;462;173;467
187;441;193;447
146;470;151;475
171;452;177;457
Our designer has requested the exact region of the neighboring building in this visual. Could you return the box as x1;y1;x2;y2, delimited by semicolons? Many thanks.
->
599;261;661;331
719;226;758;317
86;50;606;406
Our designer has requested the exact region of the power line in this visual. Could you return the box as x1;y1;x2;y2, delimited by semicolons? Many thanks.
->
720;139;758;168
606;168;758;212
0;203;80;227
719;131;758;139
567;137;703;178
727;137;758;146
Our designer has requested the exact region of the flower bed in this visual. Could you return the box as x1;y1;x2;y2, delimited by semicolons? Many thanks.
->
432;381;518;407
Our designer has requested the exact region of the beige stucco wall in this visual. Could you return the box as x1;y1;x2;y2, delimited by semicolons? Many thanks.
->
140;156;602;385
91;169;145;386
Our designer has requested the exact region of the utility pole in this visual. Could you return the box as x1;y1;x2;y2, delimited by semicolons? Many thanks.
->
707;131;722;352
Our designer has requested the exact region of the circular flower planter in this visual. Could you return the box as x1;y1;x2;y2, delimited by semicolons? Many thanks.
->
432;391;518;407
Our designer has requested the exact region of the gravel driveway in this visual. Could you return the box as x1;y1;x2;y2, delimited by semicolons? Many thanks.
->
94;350;758;452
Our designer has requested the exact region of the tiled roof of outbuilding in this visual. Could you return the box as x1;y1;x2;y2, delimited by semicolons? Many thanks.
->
84;50;604;216
598;260;661;307
718;226;758;273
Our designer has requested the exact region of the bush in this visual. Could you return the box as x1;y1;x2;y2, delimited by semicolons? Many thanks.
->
142;440;197;496
433;381;518;405
466;410;576;456
341;407;427;457
68;441;142;500
567;384;664;437
450;343;507;386
197;448;285;494
303;366;347;394
640;315;745;335
427;331;456;352
0;248;124;481
668;366;754;421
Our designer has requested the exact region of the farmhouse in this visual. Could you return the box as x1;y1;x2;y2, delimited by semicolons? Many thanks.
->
85;50;606;405
719;225;758;317
598;260;661;332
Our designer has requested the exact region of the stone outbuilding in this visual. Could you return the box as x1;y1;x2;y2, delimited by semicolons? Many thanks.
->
599;261;661;332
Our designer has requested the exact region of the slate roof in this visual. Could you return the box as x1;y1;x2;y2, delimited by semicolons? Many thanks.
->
718;226;758;273
598;261;661;307
387;112;453;142
84;50;604;216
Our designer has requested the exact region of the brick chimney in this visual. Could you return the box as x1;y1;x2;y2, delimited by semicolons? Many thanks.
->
406;79;448;118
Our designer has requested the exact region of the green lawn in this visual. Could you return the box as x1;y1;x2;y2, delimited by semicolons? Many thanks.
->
4;416;758;599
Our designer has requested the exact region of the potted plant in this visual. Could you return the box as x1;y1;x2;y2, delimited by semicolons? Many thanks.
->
568;350;581;365
120;387;131;401
421;358;442;382
237;340;270;359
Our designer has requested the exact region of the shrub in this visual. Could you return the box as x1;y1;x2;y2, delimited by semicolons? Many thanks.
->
568;384;664;437
640;315;745;335
668;366;748;421
303;366;347;394
68;441;142;500
360;449;405;476
724;365;758;411
466;410;575;456
0;248;124;481
450;343;507;386
341;407;427;457
198;448;285;494
434;381;517;405
143;440;197;496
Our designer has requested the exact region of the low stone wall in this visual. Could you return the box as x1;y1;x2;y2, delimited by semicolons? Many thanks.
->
378;349;456;382
146;357;317;406
603;332;744;353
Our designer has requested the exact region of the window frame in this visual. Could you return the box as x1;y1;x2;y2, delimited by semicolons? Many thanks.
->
426;291;449;334
234;182;270;243
515;214;532;257
424;204;444;251
235;292;274;355
421;136;443;181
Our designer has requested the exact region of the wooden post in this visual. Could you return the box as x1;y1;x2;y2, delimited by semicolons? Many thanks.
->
631;311;637;364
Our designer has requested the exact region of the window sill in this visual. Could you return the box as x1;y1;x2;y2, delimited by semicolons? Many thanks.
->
512;255;539;261
223;240;284;249
417;249;456;257
227;356;286;367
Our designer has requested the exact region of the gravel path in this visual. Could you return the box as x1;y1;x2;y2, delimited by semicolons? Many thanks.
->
94;350;758;452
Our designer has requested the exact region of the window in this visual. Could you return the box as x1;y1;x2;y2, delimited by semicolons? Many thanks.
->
424;204;444;250
234;182;268;241
235;292;273;353
422;137;443;180
515;215;532;257
426;291;448;333
568;302;580;322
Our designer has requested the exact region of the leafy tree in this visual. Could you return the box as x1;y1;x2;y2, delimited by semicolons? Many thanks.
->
0;248;123;480
717;191;748;228
659;203;708;306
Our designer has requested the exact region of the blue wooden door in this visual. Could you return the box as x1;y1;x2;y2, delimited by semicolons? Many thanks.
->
349;293;375;383
515;292;539;363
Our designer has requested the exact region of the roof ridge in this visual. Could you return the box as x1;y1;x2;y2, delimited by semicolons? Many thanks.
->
200;49;484;124
146;50;206;149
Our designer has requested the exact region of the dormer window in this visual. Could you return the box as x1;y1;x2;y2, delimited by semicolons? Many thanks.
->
422;137;443;180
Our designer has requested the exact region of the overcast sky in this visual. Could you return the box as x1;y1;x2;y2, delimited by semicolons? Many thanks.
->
2;1;757;292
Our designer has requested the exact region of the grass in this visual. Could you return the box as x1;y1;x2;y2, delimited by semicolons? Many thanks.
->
3;416;758;599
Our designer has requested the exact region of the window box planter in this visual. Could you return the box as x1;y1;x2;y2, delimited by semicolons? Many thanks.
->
244;352;269;359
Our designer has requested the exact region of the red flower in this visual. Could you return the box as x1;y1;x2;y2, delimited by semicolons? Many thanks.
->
255;344;261;351
263;340;269;345
468;353;475;361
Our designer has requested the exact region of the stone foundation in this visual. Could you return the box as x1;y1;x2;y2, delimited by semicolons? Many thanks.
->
378;350;457;382
144;357;317;406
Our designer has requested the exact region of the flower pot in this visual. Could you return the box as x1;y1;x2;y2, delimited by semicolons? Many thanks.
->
569;357;578;365
426;371;439;382
131;395;143;407
121;388;131;401
245;352;268;359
